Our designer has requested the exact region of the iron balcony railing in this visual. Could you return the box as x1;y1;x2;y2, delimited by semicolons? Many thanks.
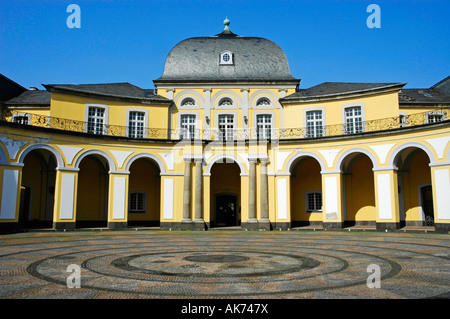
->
4;109;449;141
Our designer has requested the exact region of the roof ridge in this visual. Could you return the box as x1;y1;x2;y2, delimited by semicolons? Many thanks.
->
430;75;450;89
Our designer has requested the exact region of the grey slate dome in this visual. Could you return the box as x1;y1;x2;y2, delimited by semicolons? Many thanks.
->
155;20;298;84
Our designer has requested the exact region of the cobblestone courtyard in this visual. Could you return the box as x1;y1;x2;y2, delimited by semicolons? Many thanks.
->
0;229;449;299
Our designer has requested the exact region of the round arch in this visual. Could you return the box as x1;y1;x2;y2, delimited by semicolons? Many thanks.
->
285;151;326;174
18;144;65;169
335;148;378;172
211;90;242;109
388;142;436;169
249;89;280;108
174;89;204;108
73;149;116;172
124;153;166;174
205;154;247;176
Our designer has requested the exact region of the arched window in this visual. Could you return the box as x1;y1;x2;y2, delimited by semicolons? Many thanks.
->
256;98;271;106
219;97;233;106
181;98;196;106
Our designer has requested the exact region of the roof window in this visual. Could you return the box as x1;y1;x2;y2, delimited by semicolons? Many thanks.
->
220;50;234;65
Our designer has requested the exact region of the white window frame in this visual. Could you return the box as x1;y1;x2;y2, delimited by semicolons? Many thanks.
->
342;104;365;134
129;191;146;214
11;113;31;125
126;109;148;138
426;111;446;123
305;191;323;213
219;50;234;65
174;90;204;110
215;112;237;141
212;90;241;109
253;111;275;140
250;91;278;109
303;107;325;138
256;114;272;140
85;103;109;135
179;113;198;139
180;98;196;107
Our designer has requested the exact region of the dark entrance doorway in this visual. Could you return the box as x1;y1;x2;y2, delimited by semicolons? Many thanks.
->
215;194;238;227
420;185;434;226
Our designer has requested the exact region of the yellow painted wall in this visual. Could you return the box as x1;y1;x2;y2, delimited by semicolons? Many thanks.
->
401;150;431;221
290;157;322;222
344;155;376;222
50;93;169;131
128;158;160;222
76;156;108;222
283;92;401;130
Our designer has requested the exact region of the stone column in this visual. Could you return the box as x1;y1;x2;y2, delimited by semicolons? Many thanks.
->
246;158;258;230
193;159;205;230
259;158;270;230
182;159;192;227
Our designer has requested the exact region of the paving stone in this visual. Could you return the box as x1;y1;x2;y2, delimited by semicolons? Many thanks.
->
0;230;448;299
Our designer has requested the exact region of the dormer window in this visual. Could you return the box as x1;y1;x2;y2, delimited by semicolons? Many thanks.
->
220;50;233;65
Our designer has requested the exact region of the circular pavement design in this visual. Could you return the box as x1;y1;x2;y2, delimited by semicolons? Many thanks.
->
0;230;449;299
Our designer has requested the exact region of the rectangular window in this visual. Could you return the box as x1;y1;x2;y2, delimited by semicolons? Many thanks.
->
129;192;146;213
344;107;363;134
128;111;145;138
180;115;196;139
87;107;106;135
306;111;323;138
218;115;234;140
307;192;322;212
256;114;272;139
12;115;29;125
427;112;445;123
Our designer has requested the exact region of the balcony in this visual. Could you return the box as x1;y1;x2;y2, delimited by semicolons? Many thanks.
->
3;109;449;141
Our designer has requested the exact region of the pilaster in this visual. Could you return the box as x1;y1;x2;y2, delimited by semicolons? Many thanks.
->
107;172;129;230
53;168;78;230
0;164;23;232
430;164;450;233
321;171;344;229
373;168;401;231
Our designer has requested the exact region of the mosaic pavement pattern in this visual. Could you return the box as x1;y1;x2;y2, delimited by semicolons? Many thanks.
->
0;230;449;299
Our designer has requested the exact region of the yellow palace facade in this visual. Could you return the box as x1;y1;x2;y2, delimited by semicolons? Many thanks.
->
1;21;450;233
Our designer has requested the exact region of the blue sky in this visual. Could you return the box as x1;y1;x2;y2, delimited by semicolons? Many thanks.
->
1;0;449;90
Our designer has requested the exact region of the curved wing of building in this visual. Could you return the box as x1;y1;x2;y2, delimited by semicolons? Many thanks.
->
0;19;449;233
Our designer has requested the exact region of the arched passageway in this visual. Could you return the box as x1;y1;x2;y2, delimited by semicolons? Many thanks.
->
289;156;322;227
210;161;241;227
127;157;161;227
19;149;57;229
395;147;433;226
76;155;109;228
341;153;376;226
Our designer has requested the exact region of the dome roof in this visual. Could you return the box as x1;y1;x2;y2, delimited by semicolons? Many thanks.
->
155;21;298;84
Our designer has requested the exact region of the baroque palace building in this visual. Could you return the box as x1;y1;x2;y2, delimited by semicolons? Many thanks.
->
1;20;450;233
